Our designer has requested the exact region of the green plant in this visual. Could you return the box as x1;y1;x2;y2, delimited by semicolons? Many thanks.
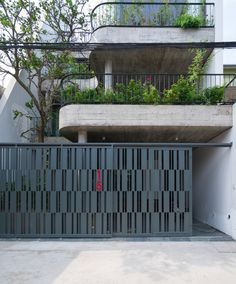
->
61;79;161;105
201;86;225;105
61;85;79;103
176;13;203;28
125;79;143;103
61;49;224;107
64;62;91;74
188;49;207;82
62;79;225;106
122;1;145;26
162;76;197;105
162;49;209;105
143;83;161;104
99;3;113;26
0;0;90;142
154;0;173;26
191;93;207;104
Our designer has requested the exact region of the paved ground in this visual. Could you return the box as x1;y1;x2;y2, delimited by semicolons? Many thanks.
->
1;241;236;284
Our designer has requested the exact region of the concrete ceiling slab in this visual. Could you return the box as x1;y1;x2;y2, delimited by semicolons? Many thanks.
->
90;47;213;74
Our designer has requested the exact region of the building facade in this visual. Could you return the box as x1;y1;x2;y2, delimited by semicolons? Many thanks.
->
1;0;236;239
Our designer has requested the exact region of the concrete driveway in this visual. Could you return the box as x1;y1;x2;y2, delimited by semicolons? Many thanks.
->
1;241;236;284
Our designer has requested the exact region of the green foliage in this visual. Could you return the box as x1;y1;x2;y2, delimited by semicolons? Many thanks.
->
176;13;203;28
143;83;161;104
162;78;224;105
188;49;207;82
13;100;35;120
61;49;223;107
161;49;223;105
162;76;198;105
155;0;172;26
163;49;207;105
100;0;209;28
13;110;24;120
102;0;209;28
122;1;145;25
125;79;143;103
0;0;90;142
62;77;224;106
61;79;161;105
201;86;225;105
25;100;34;109
40;0;89;42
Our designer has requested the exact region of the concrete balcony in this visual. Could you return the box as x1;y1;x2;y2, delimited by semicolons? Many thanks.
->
59;105;233;143
91;2;215;44
90;2;215;74
59;73;235;105
92;27;215;45
58;73;234;143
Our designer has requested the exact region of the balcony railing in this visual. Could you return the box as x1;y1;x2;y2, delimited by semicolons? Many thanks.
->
91;2;215;31
57;73;236;106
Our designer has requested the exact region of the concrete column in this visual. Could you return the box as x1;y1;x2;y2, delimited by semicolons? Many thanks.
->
78;130;87;143
105;59;112;91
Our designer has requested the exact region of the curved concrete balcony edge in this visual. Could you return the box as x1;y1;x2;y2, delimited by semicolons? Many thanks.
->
91;27;215;44
59;104;233;142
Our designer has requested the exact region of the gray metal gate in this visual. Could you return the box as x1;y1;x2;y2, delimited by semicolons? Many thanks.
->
113;146;192;236
0;144;192;237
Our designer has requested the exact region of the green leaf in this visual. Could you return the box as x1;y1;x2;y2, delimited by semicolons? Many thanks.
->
25;100;34;109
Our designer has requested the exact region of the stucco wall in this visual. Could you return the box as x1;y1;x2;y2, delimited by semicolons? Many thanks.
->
206;0;236;69
193;104;236;239
0;71;34;143
223;0;236;66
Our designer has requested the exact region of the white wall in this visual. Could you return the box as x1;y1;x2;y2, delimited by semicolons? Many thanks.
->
193;104;236;239
205;0;223;74
223;0;236;67
197;2;236;239
0;71;34;143
206;0;236;72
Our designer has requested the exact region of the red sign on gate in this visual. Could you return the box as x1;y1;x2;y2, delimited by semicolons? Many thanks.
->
96;169;103;191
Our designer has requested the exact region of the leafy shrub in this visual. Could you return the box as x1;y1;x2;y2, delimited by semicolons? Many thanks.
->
143;84;161;104
155;1;173;26
191;93;207;105
61;80;161;105
125;79;143;103
176;14;203;28
76;88;98;103
122;3;145;26
61;85;79;103
162;76;197;104
201;86;225;105
61;77;224;106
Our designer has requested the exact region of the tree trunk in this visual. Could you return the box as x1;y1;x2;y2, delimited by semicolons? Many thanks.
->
38;115;45;143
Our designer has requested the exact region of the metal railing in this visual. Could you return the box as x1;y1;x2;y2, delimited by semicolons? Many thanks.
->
225;74;236;88
27;73;235;141
58;73;236;105
91;2;215;31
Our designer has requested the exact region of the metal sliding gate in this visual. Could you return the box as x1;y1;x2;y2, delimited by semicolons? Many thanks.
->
0;144;192;237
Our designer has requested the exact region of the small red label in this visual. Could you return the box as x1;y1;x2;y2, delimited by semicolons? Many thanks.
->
96;169;103;191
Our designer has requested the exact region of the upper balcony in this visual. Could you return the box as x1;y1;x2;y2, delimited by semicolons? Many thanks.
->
58;73;235;142
91;2;215;44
